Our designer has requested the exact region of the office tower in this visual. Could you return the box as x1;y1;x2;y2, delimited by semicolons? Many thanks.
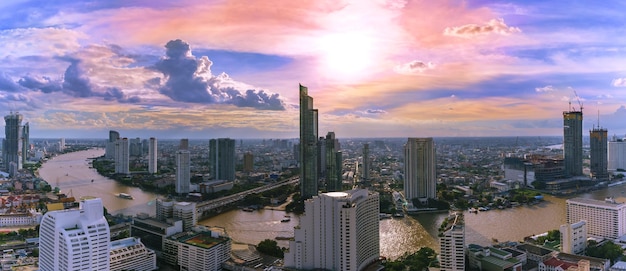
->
39;198;110;271
560;220;587;255
566;197;626;239
404;138;436;204
131;213;183;254
59;138;65;152
163;227;231;270
141;138;149;155
325;132;342;192
109;237;158;271
563;110;583;177
148;137;157;174
176;139;191;195
285;189;379;271
317;137;327;178
4;112;23;173
106;130;120;159
299;84;319;199
179;138;189;150
440;212;465;271
173;202;197;232
293;143;300;162
362;143;370;182
130;137;142;156
590;127;608;180
209;138;236;181
21;122;29;165
608;137;626;171
115;137;130;174
243;152;254;172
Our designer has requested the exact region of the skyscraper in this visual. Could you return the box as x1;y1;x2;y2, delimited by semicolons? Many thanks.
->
285;189;379;271
115;137;130;174
21;122;29;165
39;198;111;271
608;137;626;172
440;212;465;271
243;152;254;172
148;137;157;174
325;132;342;192
404;138;436;204
106;130;120;159
563;110;583;177
299;84;319;199
362;143;370;182
566;197;626;239
176;139;190;195
3;112;23;174
590;127;608;180
209;138;236;181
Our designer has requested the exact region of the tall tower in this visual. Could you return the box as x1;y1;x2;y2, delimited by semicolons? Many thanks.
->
404;138;436;204
114;137;130;174
39;198;111;271
176;139;190;195
439;212;465;271
362;143;370;182
285;189;380;271
325;132;342;192
243;152;254;172
209;138;236;181
563;110;583;177
148;137;157;174
106;130;120;159
299;84;319;199
21;122;29;165
590;127;608;180
4;112;23;174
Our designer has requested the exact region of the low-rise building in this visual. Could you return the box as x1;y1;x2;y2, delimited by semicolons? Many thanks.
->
110;237;158;271
163;226;231;271
467;244;523;271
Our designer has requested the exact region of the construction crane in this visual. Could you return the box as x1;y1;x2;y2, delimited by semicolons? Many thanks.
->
573;90;583;112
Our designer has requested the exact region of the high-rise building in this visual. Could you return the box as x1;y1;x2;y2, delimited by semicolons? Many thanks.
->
115;137;130;174
59;138;65;152
299;84;319;199
3;112;23;174
404;138;436;204
130;137;142;157
317;136;327;178
173;202;197;232
608;137;626;172
325;132;342;192
209;138;236;181
176;140;191;195
563;110;583;177
21;122;29;165
156;198;174;221
590;127;608;180
39;198;111;271
131;213;183;254
566;197;626;239
243;152;254;172
560;220;587;255
106;130;120;159
362;143;370;182
148;137;157;174
440;212;465;271
285;189;379;271
109;237;158;271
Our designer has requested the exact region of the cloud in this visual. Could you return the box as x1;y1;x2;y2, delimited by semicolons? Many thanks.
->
444;18;521;37
535;85;555;92
612;78;626;87
17;75;62;93
394;60;435;74
0;72;23;92
366;109;387;114
154;39;285;110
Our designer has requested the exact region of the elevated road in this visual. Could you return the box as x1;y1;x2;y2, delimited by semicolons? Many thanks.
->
196;177;299;216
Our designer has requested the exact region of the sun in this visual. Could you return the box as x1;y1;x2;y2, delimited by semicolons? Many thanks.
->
316;32;375;80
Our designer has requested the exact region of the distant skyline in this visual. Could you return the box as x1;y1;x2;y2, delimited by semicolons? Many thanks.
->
1;0;626;139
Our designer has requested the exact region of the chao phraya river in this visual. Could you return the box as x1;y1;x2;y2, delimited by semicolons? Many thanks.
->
37;149;626;260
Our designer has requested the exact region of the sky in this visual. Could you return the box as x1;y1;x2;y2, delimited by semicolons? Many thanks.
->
1;0;626;139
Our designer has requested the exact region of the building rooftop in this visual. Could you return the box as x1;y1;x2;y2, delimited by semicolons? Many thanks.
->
110;237;140;250
567;197;626;208
173;231;229;250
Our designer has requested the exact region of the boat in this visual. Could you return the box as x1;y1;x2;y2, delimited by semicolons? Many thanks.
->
281;218;291;222
242;207;254;212
379;213;392;220
275;236;293;240
117;193;134;200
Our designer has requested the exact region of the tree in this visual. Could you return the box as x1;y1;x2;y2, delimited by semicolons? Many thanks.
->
257;239;284;258
586;241;623;264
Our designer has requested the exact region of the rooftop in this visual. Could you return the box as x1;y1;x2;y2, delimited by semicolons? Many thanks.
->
566;197;626;208
176;231;229;249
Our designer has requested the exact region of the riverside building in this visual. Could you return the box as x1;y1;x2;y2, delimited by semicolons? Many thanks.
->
440;212;465;271
284;189;379;271
563;110;583;177
404;137;436;204
148;137;157;174
566;197;626;239
109;237;158;271
299;84;319;199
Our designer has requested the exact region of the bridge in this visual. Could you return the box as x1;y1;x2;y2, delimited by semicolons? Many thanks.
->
196;177;299;217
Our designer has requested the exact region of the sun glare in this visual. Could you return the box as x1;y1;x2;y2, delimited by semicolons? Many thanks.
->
317;32;374;80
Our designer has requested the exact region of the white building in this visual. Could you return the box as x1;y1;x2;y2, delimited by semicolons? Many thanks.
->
404;138;436;204
566;197;626;239
163;226;231;271
176;149;190;195
608;139;626;172
173;202;197;232
0;209;42;227
110;237;157;271
148;137;157;174
115;137;130;174
560;220;587;255
38;198;110;271
440;212;465;271
285;189;379;271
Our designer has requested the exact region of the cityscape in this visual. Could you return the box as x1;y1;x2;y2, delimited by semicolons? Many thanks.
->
2;1;626;271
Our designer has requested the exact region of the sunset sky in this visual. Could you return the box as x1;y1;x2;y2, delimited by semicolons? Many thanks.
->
1;0;626;139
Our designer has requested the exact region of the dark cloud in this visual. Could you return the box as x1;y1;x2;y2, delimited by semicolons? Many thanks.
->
394;60;434;74
18;75;63;93
62;61;94;97
366;109;387;114
0;72;23;92
154;39;285;110
104;87;141;103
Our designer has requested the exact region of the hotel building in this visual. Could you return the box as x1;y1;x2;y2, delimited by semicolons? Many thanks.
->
566;197;626;239
285;189;379;271
110;237;158;271
440;212;465;271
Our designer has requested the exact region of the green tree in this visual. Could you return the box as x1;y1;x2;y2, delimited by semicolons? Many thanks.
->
257;239;284;258
586;241;623;264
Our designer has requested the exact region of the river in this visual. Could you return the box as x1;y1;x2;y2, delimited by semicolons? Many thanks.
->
37;149;626;260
